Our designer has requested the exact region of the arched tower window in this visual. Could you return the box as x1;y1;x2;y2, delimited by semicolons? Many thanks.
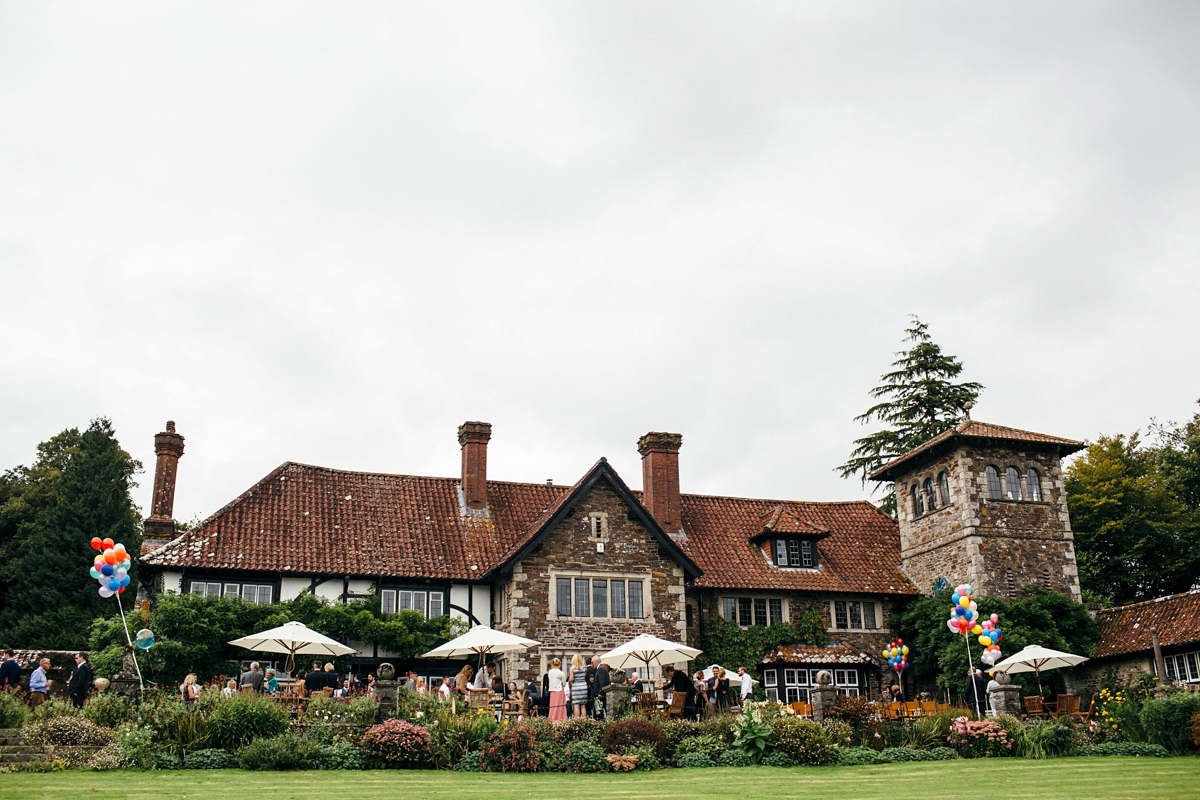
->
937;472;950;506
911;484;924;517
1026;468;1042;502
923;478;937;511
985;465;1002;499
1005;467;1024;501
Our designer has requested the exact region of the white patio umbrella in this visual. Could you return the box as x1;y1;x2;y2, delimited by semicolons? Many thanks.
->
991;645;1089;696
599;633;702;683
701;664;756;682
420;625;540;674
228;621;356;674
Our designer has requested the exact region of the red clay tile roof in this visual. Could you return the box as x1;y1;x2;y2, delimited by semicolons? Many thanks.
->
760;642;878;666
869;420;1085;481
751;506;831;541
144;461;918;597
1093;590;1200;659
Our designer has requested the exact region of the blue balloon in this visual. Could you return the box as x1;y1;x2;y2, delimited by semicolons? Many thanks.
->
101;564;114;576
135;629;155;649
951;593;961;604
120;576;130;588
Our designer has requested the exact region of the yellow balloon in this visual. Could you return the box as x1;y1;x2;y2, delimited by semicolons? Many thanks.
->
971;625;983;635
978;635;990;646
959;597;970;608
882;650;890;658
901;646;909;655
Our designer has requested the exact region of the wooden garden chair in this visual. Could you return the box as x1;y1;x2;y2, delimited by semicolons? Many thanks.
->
502;693;523;724
1022;695;1047;719
902;701;921;718
919;700;938;717
636;692;659;717
666;691;687;720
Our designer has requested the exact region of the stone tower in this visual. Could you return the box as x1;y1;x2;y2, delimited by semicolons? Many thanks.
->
870;419;1084;602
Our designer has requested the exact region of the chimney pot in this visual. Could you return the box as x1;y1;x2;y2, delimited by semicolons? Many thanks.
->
638;432;683;532
458;421;492;511
144;420;185;536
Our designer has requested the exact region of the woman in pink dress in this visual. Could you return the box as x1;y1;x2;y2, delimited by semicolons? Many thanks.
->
546;657;567;721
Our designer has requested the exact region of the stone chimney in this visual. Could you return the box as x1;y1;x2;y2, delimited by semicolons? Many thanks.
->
143;420;185;537
638;432;683;533
458;421;492;511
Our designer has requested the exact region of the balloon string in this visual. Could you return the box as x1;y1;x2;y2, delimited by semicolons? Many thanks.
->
115;593;145;700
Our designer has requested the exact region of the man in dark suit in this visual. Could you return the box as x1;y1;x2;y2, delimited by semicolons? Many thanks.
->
239;661;264;693
965;668;988;719
303;660;326;694
0;650;21;689
67;652;92;708
589;656;610;719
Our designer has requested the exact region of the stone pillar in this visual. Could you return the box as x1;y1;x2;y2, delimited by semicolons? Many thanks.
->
604;668;635;719
988;671;1021;715
144;421;185;537
374;663;399;718
810;670;838;724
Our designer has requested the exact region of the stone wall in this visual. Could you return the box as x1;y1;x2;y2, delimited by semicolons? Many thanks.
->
494;479;688;683
896;443;1081;602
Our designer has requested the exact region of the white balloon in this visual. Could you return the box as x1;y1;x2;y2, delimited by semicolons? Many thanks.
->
98;586;115;598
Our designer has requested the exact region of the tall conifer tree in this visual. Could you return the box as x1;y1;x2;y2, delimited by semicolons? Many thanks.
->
839;316;983;515
0;418;141;648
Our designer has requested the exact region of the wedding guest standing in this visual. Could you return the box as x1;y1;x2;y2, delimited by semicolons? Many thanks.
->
547;658;567;721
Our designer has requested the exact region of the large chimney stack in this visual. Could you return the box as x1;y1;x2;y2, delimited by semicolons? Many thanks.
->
143;420;185;537
458;421;492;511
638;431;683;533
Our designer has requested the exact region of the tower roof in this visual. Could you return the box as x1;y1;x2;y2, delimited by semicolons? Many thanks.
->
868;420;1085;482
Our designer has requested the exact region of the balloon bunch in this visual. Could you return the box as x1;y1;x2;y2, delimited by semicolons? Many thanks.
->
978;615;1004;666
89;537;132;597
883;639;909;674
945;583;980;636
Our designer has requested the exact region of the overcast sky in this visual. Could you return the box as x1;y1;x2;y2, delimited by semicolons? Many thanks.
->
2;1;1197;524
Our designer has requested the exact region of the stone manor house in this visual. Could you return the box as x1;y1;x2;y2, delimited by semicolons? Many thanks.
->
140;418;1085;701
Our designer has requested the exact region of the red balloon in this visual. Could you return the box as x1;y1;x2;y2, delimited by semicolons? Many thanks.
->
90;537;103;550
117;587;125;594
103;537;114;549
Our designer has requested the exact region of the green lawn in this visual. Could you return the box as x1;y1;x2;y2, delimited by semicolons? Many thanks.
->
3;759;1198;800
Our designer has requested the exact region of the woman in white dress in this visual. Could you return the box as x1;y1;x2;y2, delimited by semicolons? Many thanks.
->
547;657;567;721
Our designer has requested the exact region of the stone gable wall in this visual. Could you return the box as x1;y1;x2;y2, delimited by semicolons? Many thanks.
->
896;443;1081;602
494;480;687;682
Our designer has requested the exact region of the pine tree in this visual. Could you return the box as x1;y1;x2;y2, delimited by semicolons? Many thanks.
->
0;418;142;649
838;316;983;514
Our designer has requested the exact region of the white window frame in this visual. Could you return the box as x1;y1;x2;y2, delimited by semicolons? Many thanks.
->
549;570;652;621
719;596;790;628
829;599;881;631
381;587;447;618
189;580;272;604
772;537;818;569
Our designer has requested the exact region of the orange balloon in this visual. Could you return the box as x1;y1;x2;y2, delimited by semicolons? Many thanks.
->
90;537;103;550
102;538;114;549
104;553;117;565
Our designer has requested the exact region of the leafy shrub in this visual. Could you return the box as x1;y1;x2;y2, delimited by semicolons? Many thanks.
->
9;757;69;772
623;743;661;770
303;695;378;726
237;732;322;770
1013;719;1073;759
423;709;490;770
360;719;431;768
315;740;368;770
695;713;737;745
673;734;726;764
152;752;183;770
835;746;883;766
88;743;124;771
185;748;240;769
718;748;754;767
1075;742;1170;757
557;739;608;773
207;693;288;750
555;716;605;746
878;747;919;762
23;715;115;746
771;717;833;766
820;718;853;747
653;718;700;762
0;692;30;729
83;693;137;729
828;695;875;732
481;725;543;773
1141;692;1200;754
674;750;716;768
158;707;212;761
602;717;668;760
927;747;959;760
454;749;485;772
731;703;773;762
30;697;79;723
947;716;1013;758
761;750;800;767
110;722;157;769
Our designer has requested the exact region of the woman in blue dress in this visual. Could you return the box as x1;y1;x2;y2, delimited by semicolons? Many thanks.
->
569;654;589;718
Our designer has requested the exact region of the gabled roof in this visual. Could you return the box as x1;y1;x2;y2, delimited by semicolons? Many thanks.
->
869;419;1085;482
1093;590;1200;660
144;462;918;597
481;458;702;581
760;642;878;666
749;506;831;543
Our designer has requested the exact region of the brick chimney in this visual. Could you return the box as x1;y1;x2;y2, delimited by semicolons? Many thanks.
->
143;420;185;537
638;432;683;533
458;421;492;511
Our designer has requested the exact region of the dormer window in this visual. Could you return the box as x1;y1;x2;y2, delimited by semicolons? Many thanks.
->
773;537;816;568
